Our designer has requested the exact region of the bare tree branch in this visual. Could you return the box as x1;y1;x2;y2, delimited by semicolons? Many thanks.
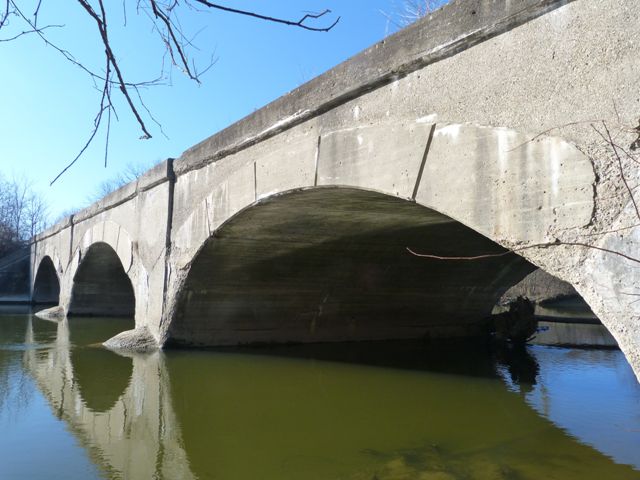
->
2;0;339;183
0;23;61;42
192;2;340;32
50;57;111;185
76;0;152;139
0;0;11;30
592;121;640;222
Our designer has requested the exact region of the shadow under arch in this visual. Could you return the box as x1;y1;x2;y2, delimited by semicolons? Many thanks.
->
69;242;135;317
33;256;60;305
168;187;539;347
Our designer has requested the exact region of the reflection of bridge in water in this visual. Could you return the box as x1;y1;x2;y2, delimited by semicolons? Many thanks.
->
23;317;195;480
20;316;640;480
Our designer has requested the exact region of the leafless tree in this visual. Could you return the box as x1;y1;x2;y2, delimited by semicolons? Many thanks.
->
0;174;50;255
381;0;442;31
0;1;339;184
87;160;161;203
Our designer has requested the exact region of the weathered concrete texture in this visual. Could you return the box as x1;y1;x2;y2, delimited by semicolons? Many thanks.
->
417;124;595;243
531;321;618;348
317;123;432;198
103;326;158;353
577;200;640;380
32;0;640;379
501;269;578;305
34;305;65;322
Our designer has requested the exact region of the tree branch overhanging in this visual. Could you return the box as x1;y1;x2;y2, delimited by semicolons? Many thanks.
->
0;1;339;184
192;2;340;32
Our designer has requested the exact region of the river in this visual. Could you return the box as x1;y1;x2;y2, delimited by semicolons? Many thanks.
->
0;308;639;479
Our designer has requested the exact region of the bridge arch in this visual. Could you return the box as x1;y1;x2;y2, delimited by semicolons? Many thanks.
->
76;220;134;274
68;242;136;318
165;122;597;346
33;255;61;305
168;187;538;346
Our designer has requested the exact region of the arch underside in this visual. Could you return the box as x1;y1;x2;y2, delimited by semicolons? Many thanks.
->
33;256;60;305
69;242;135;317
170;188;536;346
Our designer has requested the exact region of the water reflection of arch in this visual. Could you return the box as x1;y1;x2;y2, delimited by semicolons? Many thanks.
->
22;317;194;479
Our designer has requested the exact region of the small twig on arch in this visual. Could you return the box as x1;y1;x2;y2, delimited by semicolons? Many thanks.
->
407;240;640;265
507;120;604;152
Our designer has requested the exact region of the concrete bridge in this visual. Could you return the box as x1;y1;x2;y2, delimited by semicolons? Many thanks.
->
31;0;640;379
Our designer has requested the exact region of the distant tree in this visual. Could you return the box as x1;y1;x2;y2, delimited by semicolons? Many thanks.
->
381;0;444;32
44;160;162;226
0;175;50;256
87;160;161;203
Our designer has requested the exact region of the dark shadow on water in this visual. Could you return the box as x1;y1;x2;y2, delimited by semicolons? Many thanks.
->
494;342;540;393
167;337;540;384
164;337;640;480
0;304;33;315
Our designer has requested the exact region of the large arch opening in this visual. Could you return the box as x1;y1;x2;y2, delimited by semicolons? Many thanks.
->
68;242;135;317
169;188;537;346
32;256;60;305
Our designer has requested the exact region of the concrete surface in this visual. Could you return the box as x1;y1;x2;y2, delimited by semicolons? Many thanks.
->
500;269;578;304
31;0;640;380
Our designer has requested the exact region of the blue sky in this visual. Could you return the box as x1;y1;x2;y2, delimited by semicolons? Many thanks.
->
0;1;442;219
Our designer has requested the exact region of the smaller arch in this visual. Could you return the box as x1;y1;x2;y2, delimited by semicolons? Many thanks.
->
78;220;133;274
69;242;135;317
32;256;60;305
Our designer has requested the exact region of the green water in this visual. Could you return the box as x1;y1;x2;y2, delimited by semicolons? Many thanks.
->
0;309;639;480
